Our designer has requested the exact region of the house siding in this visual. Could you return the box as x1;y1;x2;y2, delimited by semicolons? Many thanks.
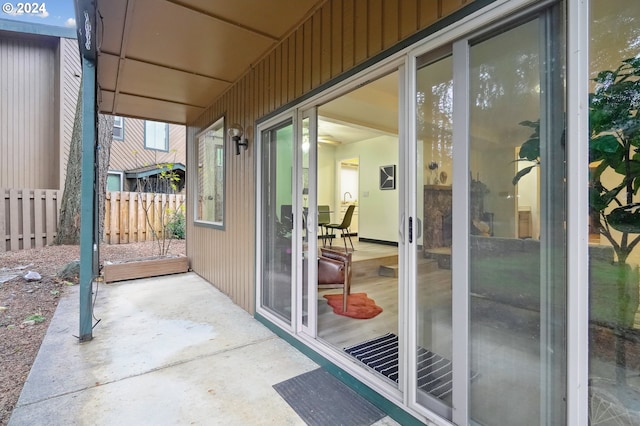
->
0;29;80;191
186;0;474;313
0;32;56;189
109;118;186;177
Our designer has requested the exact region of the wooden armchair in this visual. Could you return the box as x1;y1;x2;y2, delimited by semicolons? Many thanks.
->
318;248;352;312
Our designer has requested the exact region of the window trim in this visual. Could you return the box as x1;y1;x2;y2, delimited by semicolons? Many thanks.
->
106;171;124;191
144;120;169;152
113;116;124;140
194;116;226;229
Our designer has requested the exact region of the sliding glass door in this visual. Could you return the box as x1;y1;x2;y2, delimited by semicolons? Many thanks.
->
259;119;295;324
411;4;567;423
414;50;454;419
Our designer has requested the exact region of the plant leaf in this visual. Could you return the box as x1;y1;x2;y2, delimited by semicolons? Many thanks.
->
512;165;537;186
518;138;540;161
607;204;640;233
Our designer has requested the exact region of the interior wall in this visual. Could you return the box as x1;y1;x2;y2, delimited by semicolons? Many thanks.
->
317;144;336;209
335;135;399;242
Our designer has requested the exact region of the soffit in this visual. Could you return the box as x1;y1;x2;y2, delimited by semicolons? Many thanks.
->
96;0;324;124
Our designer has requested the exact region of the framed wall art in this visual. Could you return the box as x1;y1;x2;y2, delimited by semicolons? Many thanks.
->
380;165;396;190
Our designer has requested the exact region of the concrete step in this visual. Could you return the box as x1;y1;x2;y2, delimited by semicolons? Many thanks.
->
378;264;398;277
377;258;439;278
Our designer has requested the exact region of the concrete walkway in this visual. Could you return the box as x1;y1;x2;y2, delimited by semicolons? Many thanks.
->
8;272;398;425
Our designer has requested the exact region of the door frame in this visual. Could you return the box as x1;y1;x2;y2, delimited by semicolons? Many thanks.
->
253;0;588;423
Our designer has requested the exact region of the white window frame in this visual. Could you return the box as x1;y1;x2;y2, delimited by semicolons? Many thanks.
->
194;117;225;228
106;171;124;191
113;116;124;140
144;120;169;151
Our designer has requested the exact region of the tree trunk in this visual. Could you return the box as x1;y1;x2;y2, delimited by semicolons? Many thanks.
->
97;114;114;240
55;86;83;245
55;83;114;245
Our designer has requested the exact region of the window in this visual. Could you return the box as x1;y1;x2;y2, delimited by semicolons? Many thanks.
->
195;117;225;226
106;172;123;191
112;116;124;140
144;120;169;151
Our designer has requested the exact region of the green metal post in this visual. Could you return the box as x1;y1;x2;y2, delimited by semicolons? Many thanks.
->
79;58;96;342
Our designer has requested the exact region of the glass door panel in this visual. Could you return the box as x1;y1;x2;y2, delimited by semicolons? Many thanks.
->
588;1;640;422
315;71;400;375
468;13;566;425
301;116;311;328
415;51;454;420
260;120;295;323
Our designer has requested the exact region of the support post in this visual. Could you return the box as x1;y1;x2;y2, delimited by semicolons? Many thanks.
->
79;58;96;342
76;0;98;342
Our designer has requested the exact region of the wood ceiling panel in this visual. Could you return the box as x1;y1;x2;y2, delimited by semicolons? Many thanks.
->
118;59;231;107
99;91;115;114
97;53;120;92
125;0;275;81
96;0;127;54
173;0;323;38
116;93;203;124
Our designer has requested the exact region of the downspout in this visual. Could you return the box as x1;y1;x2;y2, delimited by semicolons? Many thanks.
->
74;0;98;342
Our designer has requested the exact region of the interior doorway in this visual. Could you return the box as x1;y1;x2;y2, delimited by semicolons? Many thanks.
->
339;158;359;236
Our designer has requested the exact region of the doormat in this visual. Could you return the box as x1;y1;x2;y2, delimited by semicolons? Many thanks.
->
344;333;479;400
323;293;383;319
273;368;386;426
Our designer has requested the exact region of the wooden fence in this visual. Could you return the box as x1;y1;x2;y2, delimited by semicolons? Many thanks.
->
104;191;185;245
1;189;185;252
1;188;61;252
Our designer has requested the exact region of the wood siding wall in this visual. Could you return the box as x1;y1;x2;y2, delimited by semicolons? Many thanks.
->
0;32;80;191
0;33;56;189
109;118;186;174
186;0;474;313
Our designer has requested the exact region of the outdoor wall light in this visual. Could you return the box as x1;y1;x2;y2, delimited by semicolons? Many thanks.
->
228;123;249;155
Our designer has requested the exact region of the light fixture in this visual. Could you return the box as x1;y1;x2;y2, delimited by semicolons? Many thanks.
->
228;123;249;155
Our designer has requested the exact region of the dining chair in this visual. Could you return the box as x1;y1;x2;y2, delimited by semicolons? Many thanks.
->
325;204;356;252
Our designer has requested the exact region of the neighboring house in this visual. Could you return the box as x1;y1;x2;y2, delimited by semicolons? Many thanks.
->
85;0;638;424
107;117;186;194
0;20;185;195
0;19;80;190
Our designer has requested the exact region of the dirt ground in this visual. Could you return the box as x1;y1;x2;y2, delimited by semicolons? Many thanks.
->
0;240;186;426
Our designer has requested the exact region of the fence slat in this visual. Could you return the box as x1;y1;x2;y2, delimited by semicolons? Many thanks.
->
45;190;57;245
33;189;44;248
9;189;20;251
0;189;7;252
22;190;33;249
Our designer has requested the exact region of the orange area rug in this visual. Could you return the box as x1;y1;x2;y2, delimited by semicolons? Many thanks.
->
323;293;383;319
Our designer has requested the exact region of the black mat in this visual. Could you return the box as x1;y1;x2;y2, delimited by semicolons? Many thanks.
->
273;368;386;426
345;333;477;400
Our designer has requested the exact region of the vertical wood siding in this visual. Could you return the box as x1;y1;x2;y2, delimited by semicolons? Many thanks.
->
0;34;57;189
187;0;474;313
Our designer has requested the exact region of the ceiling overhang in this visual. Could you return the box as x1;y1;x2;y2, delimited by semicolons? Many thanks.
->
95;0;325;124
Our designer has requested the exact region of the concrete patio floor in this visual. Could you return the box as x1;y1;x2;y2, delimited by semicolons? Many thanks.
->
8;272;398;425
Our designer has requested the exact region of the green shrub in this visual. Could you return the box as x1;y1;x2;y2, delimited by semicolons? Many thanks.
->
166;209;186;239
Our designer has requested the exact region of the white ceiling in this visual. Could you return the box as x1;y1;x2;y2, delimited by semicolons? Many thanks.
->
318;72;399;144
